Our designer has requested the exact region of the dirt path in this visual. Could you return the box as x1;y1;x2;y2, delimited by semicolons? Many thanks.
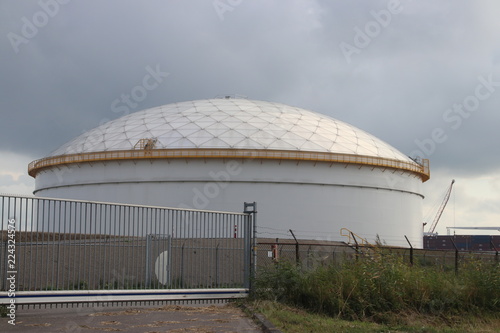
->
0;303;262;333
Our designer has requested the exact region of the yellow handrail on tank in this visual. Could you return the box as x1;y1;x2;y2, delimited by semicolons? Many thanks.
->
28;148;430;182
340;228;371;246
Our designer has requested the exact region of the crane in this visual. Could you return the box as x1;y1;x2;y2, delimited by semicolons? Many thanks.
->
424;179;455;235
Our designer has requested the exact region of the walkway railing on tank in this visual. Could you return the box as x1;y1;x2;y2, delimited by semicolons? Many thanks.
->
28;148;430;181
0;194;255;306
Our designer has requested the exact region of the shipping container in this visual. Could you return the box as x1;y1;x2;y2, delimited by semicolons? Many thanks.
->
452;235;471;244
472;243;489;251
423;235;499;251
472;235;491;244
491;236;500;249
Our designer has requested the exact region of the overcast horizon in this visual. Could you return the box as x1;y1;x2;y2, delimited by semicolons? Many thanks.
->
1;0;500;236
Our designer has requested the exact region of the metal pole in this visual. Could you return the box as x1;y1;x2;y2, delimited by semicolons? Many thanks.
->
450;238;459;275
215;243;219;287
289;229;300;265
490;237;499;264
243;202;257;290
145;234;152;288
2;241;6;291
351;231;360;261
252;204;257;287
168;234;172;288
180;242;185;288
404;235;413;266
243;214;251;289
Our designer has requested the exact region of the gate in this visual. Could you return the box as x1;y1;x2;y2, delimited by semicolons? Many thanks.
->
0;195;256;307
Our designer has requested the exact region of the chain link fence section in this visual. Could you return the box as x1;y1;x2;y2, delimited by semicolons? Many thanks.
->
255;238;499;274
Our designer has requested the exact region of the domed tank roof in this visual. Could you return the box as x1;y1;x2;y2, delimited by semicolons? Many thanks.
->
50;98;413;163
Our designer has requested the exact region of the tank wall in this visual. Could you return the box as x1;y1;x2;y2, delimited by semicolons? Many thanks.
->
34;159;424;247
35;159;422;195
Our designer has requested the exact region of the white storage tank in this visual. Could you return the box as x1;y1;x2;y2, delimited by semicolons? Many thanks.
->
29;98;429;247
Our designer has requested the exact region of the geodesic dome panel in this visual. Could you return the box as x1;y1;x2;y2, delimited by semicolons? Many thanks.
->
50;98;413;163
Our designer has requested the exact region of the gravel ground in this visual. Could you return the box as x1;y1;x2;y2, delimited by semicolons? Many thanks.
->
0;303;263;333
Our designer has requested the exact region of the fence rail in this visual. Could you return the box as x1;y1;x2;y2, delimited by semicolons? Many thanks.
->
0;195;255;306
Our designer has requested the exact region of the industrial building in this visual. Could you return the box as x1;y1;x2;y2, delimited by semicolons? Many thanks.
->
28;98;430;247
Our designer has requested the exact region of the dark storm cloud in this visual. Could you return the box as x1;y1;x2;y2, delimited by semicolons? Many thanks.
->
1;0;500;179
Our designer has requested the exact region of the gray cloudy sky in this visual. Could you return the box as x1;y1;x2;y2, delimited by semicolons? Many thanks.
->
1;0;500;235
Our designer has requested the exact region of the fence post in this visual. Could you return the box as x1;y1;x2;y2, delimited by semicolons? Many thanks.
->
351;232;360;261
243;202;257;290
307;245;312;269
450;238;459;275
404;235;413;266
289;229;300;265
490;238;499;264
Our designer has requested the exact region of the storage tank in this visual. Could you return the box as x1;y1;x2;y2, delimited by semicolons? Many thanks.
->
28;98;429;247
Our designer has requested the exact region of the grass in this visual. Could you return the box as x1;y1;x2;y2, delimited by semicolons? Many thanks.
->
249;300;500;333
250;250;500;332
0;305;7;318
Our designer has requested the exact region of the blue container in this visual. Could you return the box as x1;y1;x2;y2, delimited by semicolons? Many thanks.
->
472;235;490;244
453;235;470;243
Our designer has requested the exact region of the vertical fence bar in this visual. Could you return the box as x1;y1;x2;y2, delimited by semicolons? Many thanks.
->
2;237;6;292
50;200;56;290
145;234;151;288
87;202;93;289
55;200;61;290
253;207;257;286
215;243;219;287
39;199;46;290
180;242;185;288
79;202;86;290
108;204;114;290
30;197;36;291
167;234;172;288
242;214;250;289
90;203;95;290
1;197;5;291
199;211;203;287
101;203;106;290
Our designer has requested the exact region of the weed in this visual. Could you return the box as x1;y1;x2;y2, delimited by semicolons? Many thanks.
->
253;249;500;322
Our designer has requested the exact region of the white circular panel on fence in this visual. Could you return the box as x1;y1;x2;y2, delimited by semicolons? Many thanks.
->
154;251;169;285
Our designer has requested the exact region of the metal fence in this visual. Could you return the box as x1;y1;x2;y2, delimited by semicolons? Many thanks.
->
256;239;357;270
256;239;500;274
0;195;255;306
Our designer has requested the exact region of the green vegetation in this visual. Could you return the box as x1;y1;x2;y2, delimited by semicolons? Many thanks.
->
251;251;500;331
249;300;500;333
